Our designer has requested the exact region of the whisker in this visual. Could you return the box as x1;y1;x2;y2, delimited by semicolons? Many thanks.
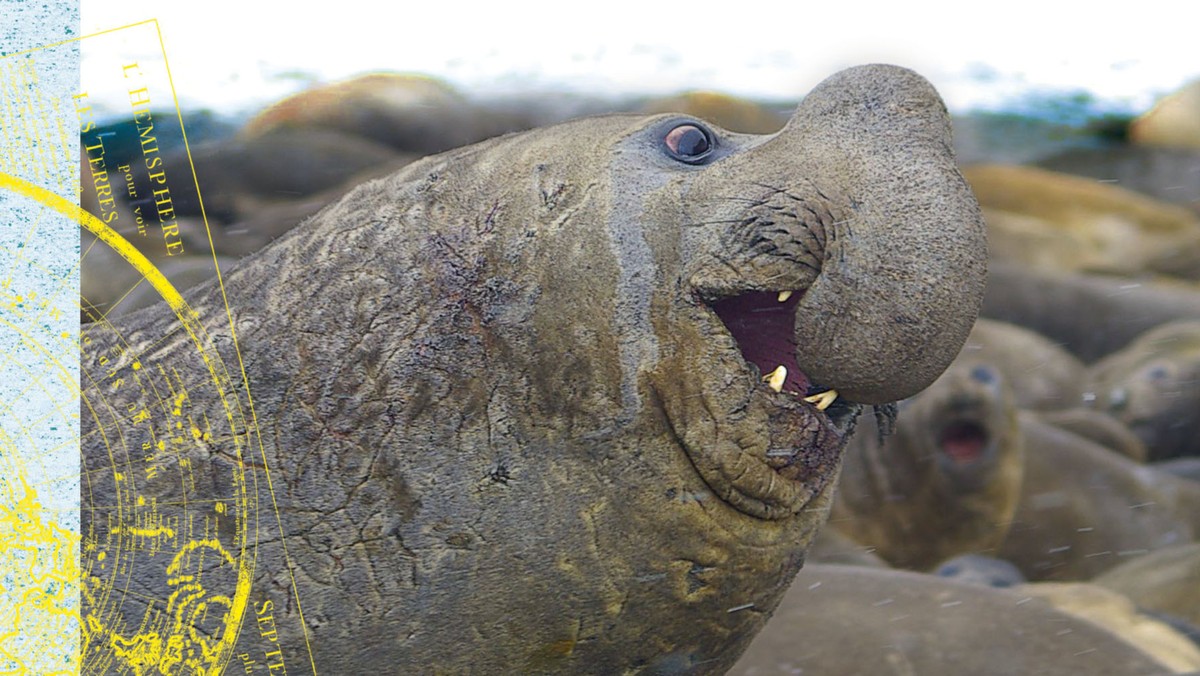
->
749;181;784;193
712;196;770;205
683;217;751;228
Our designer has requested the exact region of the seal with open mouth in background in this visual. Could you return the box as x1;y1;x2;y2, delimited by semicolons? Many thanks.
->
829;352;1023;571
81;64;986;674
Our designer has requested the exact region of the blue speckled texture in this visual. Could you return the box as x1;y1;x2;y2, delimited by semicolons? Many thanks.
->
0;1;81;672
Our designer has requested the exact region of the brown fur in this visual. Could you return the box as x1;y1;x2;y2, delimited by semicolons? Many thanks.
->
998;413;1200;581
731;565;1179;675
831;355;1023;570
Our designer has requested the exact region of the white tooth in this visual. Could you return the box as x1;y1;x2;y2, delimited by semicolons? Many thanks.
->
763;365;787;393
777;290;793;303
803;389;839;411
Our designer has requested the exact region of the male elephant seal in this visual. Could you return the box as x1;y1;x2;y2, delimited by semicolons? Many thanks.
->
81;64;986;673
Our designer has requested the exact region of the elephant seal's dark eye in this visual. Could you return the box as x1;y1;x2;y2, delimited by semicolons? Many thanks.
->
663;124;714;164
969;365;998;385
1145;365;1169;382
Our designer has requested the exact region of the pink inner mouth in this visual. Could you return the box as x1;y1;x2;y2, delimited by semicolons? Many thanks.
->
938;421;987;464
710;291;812;397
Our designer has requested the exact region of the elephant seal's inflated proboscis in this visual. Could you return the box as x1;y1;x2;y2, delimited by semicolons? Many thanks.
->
81;65;986;673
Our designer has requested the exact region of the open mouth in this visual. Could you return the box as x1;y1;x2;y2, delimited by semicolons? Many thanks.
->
656;281;867;520
702;287;862;492
937;419;989;466
709;289;858;433
711;290;811;395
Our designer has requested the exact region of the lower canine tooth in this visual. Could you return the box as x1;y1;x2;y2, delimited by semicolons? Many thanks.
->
803;389;839;411
777;290;793;303
763;365;787;393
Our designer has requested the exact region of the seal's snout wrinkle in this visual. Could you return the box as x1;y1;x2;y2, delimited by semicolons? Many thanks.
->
83;64;987;674
687;63;985;404
665;63;985;527
788;64;985;404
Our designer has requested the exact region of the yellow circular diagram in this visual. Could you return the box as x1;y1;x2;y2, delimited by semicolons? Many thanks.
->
2;172;255;675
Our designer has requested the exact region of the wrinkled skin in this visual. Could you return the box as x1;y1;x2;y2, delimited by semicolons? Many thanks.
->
81;65;985;673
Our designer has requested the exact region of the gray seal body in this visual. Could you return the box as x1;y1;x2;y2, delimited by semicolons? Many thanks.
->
81;64;986;673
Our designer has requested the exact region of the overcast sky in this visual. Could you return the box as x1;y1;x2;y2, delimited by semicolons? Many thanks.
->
79;1;1198;116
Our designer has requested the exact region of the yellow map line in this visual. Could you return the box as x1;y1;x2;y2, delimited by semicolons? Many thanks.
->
0;172;188;310
2;168;318;674
0;171;252;674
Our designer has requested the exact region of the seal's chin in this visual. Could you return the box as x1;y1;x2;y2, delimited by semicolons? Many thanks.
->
646;286;865;520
